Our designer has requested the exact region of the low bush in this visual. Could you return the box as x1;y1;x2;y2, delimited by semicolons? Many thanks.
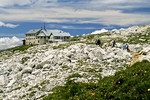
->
21;57;30;64
0;45;32;53
43;60;150;100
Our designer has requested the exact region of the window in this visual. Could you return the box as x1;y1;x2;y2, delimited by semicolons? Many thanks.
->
55;36;60;39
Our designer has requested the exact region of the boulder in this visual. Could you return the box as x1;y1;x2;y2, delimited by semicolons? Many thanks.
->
139;47;150;55
43;64;50;69
7;79;16;87
2;55;9;60
0;89;3;93
0;75;5;86
15;72;22;80
130;44;143;52
36;55;54;69
22;67;32;74
32;70;41;75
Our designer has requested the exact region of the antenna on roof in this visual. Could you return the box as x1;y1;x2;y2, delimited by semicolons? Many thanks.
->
44;23;46;30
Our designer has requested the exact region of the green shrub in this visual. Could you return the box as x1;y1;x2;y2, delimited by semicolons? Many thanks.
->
62;65;69;69
43;60;150;100
40;80;50;86
70;37;81;41
53;43;73;49
29;91;36;98
21;57;30;64
67;73;82;80
0;45;32;53
23;83;29;87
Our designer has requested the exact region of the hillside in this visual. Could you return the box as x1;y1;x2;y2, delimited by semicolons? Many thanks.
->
0;24;150;100
44;60;150;100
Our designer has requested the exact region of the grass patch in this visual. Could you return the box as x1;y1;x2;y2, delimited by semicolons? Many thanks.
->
0;45;33;57
22;83;29;87
62;65;69;69
0;45;32;53
43;60;150;100
29;91;36;98
21;57;30;64
67;73;82;80
53;43;73;49
21;94;26;98
127;33;150;44
40;80;50;86
13;87;21;91
78;60;87;66
70;36;81;41
70;32;111;44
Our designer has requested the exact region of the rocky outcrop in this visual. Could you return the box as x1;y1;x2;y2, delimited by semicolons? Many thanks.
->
0;23;150;99
112;24;150;36
0;43;136;99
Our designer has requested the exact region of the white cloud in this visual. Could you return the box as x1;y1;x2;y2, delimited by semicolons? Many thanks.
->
0;0;150;26
88;0;150;10
0;0;32;7
0;0;150;10
0;33;25;38
91;29;108;34
1;7;150;26
0;36;23;50
0;21;19;28
61;25;98;29
48;24;98;29
0;0;58;8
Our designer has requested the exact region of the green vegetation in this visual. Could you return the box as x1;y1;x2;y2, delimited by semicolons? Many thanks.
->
28;80;50;93
21;94;26;98
29;91;36;98
40;80;50;86
8;87;22;93
13;87;21;91
67;73;82;80
22;83;29;87
62;65;70;69
43;60;150;100
0;45;32;53
53;43;74;49
21;56;30;64
70;36;81;41
0;45;33;57
70;27;150;46
78;60;86;66
127;34;150;44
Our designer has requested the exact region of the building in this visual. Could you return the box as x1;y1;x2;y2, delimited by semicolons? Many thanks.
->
22;39;26;45
25;29;71;45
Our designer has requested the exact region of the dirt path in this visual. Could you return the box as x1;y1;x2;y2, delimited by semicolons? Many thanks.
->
130;51;143;66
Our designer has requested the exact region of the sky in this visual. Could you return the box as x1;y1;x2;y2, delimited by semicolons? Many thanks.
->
0;0;150;49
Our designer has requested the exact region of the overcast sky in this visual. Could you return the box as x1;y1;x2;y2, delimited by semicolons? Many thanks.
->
0;0;150;37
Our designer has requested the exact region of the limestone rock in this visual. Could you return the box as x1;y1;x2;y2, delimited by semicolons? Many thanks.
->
0;40;149;100
0;75;5;86
22;67;32;74
7;79;16;87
